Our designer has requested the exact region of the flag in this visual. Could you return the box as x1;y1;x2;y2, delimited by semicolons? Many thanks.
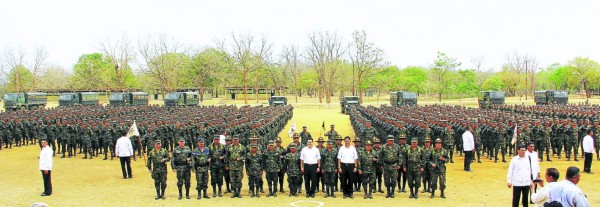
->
321;121;325;131
288;120;296;138
127;120;140;138
510;124;518;145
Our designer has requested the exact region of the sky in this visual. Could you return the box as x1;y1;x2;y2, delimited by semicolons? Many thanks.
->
1;0;599;72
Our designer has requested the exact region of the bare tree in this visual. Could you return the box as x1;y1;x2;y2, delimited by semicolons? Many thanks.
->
138;34;188;93
228;33;272;104
348;30;384;102
471;55;491;88
306;31;346;103
100;33;135;90
505;51;538;99
281;44;304;103
1;46;26;81
29;46;49;91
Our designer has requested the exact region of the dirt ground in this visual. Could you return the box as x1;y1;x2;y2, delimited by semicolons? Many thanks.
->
1;97;599;207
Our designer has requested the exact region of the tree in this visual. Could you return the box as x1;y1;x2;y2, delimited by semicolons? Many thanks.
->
505;51;538;100
481;75;505;91
430;52;461;101
398;66;427;94
30;46;49;91
71;53;113;90
455;69;479;98
281;44;304;102
189;48;230;101
348;30;384;102
306;31;346;103
38;65;71;90
7;65;33;92
226;33;272;104
138;35;189;93
99;34;138;90
565;57;600;98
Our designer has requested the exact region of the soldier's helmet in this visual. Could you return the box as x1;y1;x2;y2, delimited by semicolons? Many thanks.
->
387;135;394;141
373;137;381;143
335;135;343;141
411;138;418;143
365;140;372;146
293;133;300;138
275;137;282;143
317;137;325;142
434;138;442;143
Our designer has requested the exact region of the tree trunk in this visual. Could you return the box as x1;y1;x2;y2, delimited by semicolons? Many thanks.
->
243;70;248;104
358;73;363;103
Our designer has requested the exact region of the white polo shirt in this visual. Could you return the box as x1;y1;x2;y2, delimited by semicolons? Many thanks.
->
337;145;358;164
301;146;321;164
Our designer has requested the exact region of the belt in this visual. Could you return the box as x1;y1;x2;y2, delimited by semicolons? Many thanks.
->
304;163;317;166
341;163;354;165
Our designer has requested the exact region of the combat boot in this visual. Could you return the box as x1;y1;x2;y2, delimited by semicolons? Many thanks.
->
249;188;255;198
218;186;223;197
430;189;435;198
441;190;446;198
259;186;264;193
197;190;202;200
363;188;368;199
409;187;414;198
178;187;183;200
390;186;395;198
226;185;231;193
203;190;210;199
414;187;419;199
212;188;217;198
324;186;329;198
156;188;161;200
231;188;237;198
267;188;272;197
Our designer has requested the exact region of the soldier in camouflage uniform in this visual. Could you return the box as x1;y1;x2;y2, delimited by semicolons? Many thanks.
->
264;140;281;197
147;140;170;200
381;135;400;198
299;126;313;146
246;144;263;198
321;139;338;198
285;133;304;193
429;138;448;198
82;124;94;159
404;138;425;199
398;135;409;193
421;137;433;193
191;138;211;200
275;137;286;193
570;123;580;161
246;134;264;193
358;140;378;199
497;124;508;163
594;121;600;160
209;135;226;197
226;136;246;198
373;137;384;193
361;121;378;144
224;136;232;193
171;138;192;200
443;125;455;163
542;122;553;162
353;137;364;192
325;124;339;141
285;143;301;197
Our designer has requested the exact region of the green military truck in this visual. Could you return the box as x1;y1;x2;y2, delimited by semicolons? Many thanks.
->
58;92;99;106
109;92;149;106
268;96;288;106
340;96;360;114
534;90;568;105
390;91;417;106
478;91;505;109
3;92;48;110
164;92;200;107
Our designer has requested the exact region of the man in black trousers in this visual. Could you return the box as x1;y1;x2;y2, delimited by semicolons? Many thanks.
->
39;139;53;196
300;140;321;198
582;130;595;174
115;131;134;179
462;126;475;172
337;136;358;198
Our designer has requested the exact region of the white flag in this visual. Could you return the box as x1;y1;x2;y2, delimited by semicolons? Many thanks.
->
127;120;140;138
510;124;518;145
288;120;297;138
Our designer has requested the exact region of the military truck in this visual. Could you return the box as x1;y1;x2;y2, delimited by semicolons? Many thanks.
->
109;92;149;106
268;96;288;106
58;92;99;106
534;90;568;105
340;96;360;114
3;92;47;110
164;92;200;107
478;91;505;109
390;91;418;106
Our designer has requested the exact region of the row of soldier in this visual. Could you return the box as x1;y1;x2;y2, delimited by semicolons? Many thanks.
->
0;105;293;163
348;104;600;166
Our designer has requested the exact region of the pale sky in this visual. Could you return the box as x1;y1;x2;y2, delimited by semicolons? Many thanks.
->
1;0;599;71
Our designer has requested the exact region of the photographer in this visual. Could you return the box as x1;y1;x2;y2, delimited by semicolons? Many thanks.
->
531;168;559;207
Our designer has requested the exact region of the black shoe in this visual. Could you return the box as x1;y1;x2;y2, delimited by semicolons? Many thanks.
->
155;195;161;200
587;172;594;174
41;193;50;196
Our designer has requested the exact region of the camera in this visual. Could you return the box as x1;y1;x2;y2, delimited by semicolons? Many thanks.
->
533;179;543;183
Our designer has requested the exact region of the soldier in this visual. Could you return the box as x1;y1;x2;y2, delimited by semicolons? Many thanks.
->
594;121;600;161
570;123;580;162
246;144;263;198
224;136;233;194
381;135;400;198
321;139;338;198
361;121;378;144
285;133;304;193
285;143;301;197
102;124;114;160
299;126;313;146
191;138;210;200
443;125;455;163
171;138;192;200
542;122;553;162
429;138;448;198
405;138;425;199
274;137;286;193
246;134;264;193
497;124;508;163
398;134;409;193
325;124;339;141
315;137;326;192
373;137;385;193
147;140;170;200
82;124;93;159
333;135;343;192
226;136;246;198
421;137;433;193
474;125;483;163
209;135;226;197
358;140;378;199
264;140;281;197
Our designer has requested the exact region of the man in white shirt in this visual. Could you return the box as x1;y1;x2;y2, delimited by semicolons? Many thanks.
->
39;139;53;196
526;142;541;204
582;130;595;174
507;145;532;207
115;131;134;179
531;168;560;207
300;139;321;198
337;136;358;198
462;126;475;172
548;166;589;207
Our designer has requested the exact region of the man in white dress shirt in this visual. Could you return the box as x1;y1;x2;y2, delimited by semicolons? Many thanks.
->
548;166;589;207
526;142;541;204
582;130;595;174
337;136;358;198
531;168;559;207
300;139;321;198
115;131;134;179
462;126;475;172
39;139;53;196
507;145;532;207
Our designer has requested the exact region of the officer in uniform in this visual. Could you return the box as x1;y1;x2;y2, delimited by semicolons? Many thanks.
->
224;136;233;193
246;144;263;198
274;137;286;193
191;138;210;199
172;138;192;200
373;137;385;193
361;121;378;144
147;140;170;200
285;143;301;197
321;139;338;198
353;137;364;192
209;135;226;197
247;134;264;193
381;135;400;198
299;126;313;146
226;136;246;198
429;138;448;198
325;124;339;141
443;125;455;163
264;140;281;197
358;140;378;199
421;137;433;193
542;122;553;162
405;138;424;199
398;134;409;193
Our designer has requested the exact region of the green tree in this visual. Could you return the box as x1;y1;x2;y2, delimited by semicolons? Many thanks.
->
430;52;461;101
7;65;33;92
189;48;230;101
398;66;427;94
565;57;600;98
71;53;113;90
455;69;479;98
481;75;505;91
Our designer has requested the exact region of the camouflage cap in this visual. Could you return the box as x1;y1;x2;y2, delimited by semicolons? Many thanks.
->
387;135;395;141
411;138;418;143
317;137;325;142
268;140;275;146
232;136;239;140
373;137;380;143
213;135;220;140
226;136;232;141
425;137;431;142
289;143;296;148
399;133;407;139
327;140;335;145
155;140;162;144
330;124;335;127
197;138;205;143
250;135;259;140
178;137;186;142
